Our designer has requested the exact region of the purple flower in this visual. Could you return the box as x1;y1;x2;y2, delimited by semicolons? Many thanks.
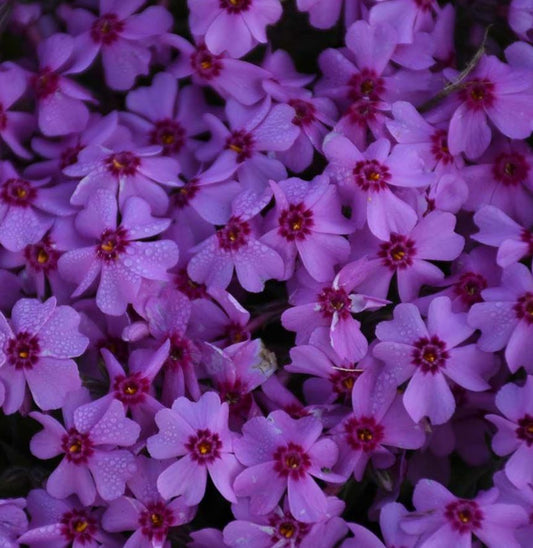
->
187;189;284;292
167;36;270;105
0;297;87;413
147;391;241;505
349;211;465;302
223;496;345;547
0;497;27;547
188;0;282;58
401;479;528;547
282;259;387;362
468;263;533;373
67;142;181;215
461;137;533;225
374;296;493;424
61;0;172;90
262;175;351;282
446;55;533;159
0;162;72;252
473;205;533;268
332;371;425;481
30;33;94;136
324;135;433;240
0;64;34;158
58;190;179;316
102;456;195;546
19;489;121;547
486;376;533;488
203;97;298;192
233;409;344;522
30;394;140;505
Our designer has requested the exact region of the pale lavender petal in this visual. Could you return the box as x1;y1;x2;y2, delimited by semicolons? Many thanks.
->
89;449;137;501
207;453;240;502
233;462;285;514
90;400;140;446
47;459;96;505
375;303;427;343
25;357;81;410
287;474;327;523
404;370;455;425
157;456;206;504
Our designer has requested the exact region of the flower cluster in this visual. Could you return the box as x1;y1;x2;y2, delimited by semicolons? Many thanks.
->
0;0;531;546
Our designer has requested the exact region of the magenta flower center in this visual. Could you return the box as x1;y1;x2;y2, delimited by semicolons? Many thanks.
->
412;336;449;374
91;13;124;45
347;99;379;126
226;129;255;162
173;178;199;208
492;152;530;186
269;513;310;543
514;292;533;325
521;229;533;257
96;227;129;262
353;159;390;192
150;119;186;154
378;233;417;270
191;45;223;80
0;104;7;131
329;369;360;398
414;0;436;11
6;332;40;369
288;99;316;127
318;287;351;320
105;151;140;177
454;272;487;306
60;144;83;169
516;414;533;446
219;379;252;416
138;501;174;541
186;428;222;463
460;79;495;110
167;333;194;370
113;372;150;405
1;178;36;207
60;509;97;543
220;0;252;13
345;416;384;452
430;129;453;164
444;499;483;534
174;269;208;299
32;68;59;99
61;428;94;464
24;236;60;273
273;442;311;479
225;322;249;344
349;68;385;101
278;203;314;241
217;216;251;251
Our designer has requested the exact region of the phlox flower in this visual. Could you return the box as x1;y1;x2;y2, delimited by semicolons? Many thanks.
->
446;55;533;160
262;175;351;282
324;135;433;240
0;297;87;413
147;391;241;505
374;296;494;425
468;263;533;373
60;0;173;90
400;479;528;548
58;190;179;316
188;0;282;58
30;393;140;505
233;409;344;522
102;456;195;547
187;189;284;292
486;376;533;488
332;371;425;481
19;489;121;547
